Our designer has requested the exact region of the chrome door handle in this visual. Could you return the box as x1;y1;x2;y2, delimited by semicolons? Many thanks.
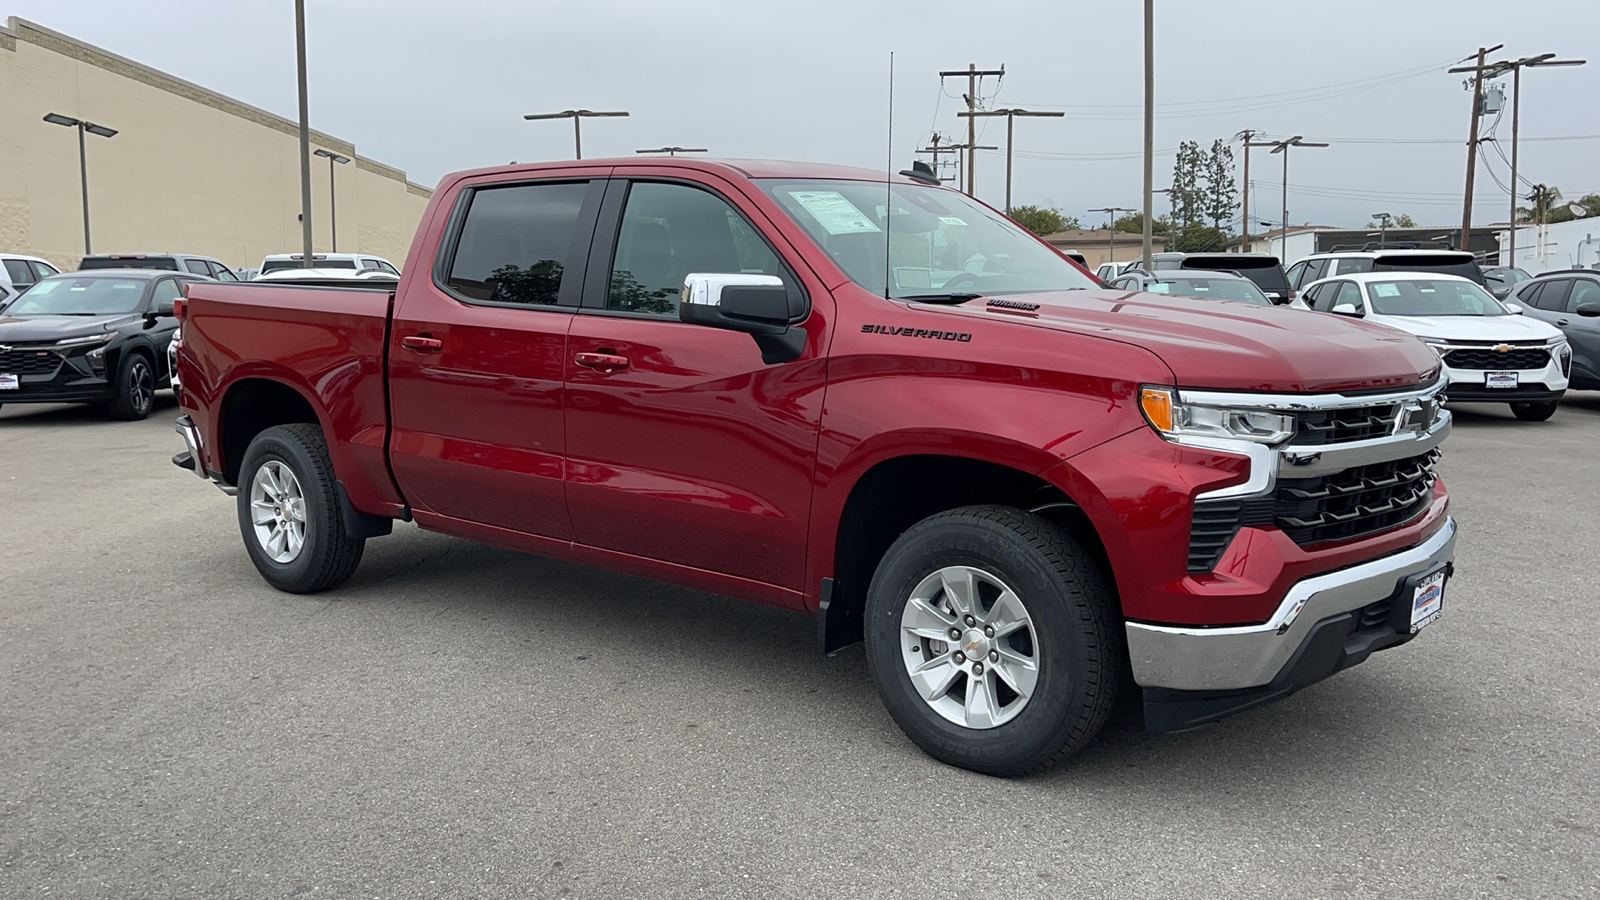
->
575;351;630;372
401;334;443;352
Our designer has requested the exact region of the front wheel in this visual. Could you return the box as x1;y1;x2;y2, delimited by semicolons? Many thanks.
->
865;505;1122;777
107;352;155;420
237;423;365;593
1511;399;1559;422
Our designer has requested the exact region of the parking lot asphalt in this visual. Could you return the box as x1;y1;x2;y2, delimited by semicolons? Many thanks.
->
2;394;1597;899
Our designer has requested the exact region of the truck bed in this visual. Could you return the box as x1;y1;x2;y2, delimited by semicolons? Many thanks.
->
177;281;406;518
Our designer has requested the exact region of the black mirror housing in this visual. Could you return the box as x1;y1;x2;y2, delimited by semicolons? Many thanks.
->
1576;301;1600;318
679;274;807;364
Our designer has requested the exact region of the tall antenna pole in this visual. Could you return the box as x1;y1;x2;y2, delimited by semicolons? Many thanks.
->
885;51;894;299
1141;0;1154;271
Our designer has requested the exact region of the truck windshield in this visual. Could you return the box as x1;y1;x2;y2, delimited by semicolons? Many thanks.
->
8;277;147;315
1366;279;1507;316
758;179;1098;298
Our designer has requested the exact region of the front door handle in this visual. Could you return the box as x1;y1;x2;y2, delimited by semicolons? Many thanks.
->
401;334;443;353
1557;319;1570;327
575;351;631;372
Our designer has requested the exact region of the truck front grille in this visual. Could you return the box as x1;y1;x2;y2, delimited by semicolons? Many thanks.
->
1274;449;1440;546
1288;405;1398;445
0;346;62;375
1445;347;1549;370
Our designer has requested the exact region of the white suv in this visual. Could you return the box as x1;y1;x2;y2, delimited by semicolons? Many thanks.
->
1;254;62;308
1286;248;1487;293
259;253;399;276
1302;271;1569;421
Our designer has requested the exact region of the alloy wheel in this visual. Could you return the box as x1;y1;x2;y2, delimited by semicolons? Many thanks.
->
899;565;1040;729
249;461;308;563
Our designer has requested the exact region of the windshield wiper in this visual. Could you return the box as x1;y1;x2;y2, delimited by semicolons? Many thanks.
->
900;292;983;304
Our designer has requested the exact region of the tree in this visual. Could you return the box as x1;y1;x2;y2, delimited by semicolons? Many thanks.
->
1113;212;1169;236
1169;222;1228;253
1168;141;1206;228
1007;204;1082;236
1202;139;1239;232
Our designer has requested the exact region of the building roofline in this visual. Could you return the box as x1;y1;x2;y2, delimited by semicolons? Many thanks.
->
4;16;430;196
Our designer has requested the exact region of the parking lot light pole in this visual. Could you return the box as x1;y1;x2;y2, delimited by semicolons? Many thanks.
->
524;110;630;160
635;147;707;157
43;113;117;255
1372;212;1393;245
295;0;314;267
1268;136;1328;260
1090;207;1137;269
313;149;351;252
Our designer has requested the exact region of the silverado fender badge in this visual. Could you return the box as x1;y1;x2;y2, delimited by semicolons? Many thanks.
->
861;324;972;342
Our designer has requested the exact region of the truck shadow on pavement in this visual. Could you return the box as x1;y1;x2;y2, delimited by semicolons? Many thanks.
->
331;523;1427;787
0;394;180;424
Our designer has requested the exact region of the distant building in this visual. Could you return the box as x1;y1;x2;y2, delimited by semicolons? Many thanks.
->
1225;226;1338;264
1497;218;1600;273
0;17;432;272
1224;225;1504;265
1040;229;1169;269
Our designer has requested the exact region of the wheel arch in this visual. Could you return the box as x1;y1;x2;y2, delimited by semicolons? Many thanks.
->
215;374;327;486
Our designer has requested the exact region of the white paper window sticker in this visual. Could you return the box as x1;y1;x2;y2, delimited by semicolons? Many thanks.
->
1147;283;1172;293
1372;283;1401;297
787;191;880;235
937;216;968;227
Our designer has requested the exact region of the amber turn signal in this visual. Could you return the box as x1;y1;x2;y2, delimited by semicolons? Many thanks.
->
1140;387;1175;433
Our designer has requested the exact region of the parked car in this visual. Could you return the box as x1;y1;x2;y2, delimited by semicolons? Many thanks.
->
258;253;399;277
1287;248;1487;293
0;270;203;419
1505;270;1600;390
235;268;261;282
78;253;240;281
1109;269;1275;305
256;267;400;282
1302;271;1568;420
1;254;62;310
1148;252;1292;305
174;157;1456;776
1094;261;1140;282
1483;266;1531;298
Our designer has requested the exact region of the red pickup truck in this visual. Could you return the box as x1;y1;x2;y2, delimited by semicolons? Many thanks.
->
173;158;1456;775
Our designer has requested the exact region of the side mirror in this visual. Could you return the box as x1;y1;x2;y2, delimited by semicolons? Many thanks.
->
1503;301;1526;314
680;273;807;363
1576;301;1600;318
1331;303;1362;316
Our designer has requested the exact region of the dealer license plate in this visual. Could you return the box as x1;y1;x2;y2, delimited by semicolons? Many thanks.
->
0;373;17;390
1411;570;1445;633
1485;371;1519;389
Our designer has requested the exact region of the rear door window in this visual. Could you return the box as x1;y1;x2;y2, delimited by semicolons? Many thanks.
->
1532;279;1571;311
4;259;32;286
444;181;592;307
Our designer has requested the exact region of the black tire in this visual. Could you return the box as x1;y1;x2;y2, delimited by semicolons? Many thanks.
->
107;351;156;420
1511;399;1559;422
864;505;1122;777
237;423;365;593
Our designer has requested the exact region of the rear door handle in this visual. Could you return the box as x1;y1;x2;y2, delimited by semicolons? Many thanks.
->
401;334;443;353
575;351;630;372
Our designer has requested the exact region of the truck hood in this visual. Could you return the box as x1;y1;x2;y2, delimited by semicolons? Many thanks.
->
934;289;1441;393
1364;312;1564;343
0;314;131;342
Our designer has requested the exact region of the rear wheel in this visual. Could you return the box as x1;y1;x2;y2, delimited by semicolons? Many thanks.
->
1511;399;1558;422
237;423;365;593
865;505;1121;777
107;352;155;420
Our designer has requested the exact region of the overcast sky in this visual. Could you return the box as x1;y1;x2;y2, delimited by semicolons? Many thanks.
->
19;0;1599;230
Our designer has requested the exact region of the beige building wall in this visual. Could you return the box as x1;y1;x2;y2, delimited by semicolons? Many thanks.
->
0;17;432;273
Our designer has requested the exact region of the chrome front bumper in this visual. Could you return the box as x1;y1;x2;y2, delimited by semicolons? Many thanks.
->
1127;517;1458;691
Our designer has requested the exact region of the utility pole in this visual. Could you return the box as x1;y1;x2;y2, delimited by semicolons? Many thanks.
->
958;108;1064;212
1449;45;1504;252
1090;206;1136;268
1141;0;1154;271
916;133;953;181
940;64;1005;197
524;109;631;159
1235;129;1272;253
944;142;997;190
294;0;313;266
1268;136;1328;261
1478;53;1586;266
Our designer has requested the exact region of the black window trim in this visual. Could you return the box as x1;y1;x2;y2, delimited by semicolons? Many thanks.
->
430;176;607;312
578;175;811;324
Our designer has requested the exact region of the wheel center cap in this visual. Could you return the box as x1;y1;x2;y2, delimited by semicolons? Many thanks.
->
961;629;988;661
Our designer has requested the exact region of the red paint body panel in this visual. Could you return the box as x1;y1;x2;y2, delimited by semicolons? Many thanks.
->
176;282;404;518
180;156;1453;636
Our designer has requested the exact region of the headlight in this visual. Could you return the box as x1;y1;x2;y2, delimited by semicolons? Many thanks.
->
54;333;116;349
1140;386;1295;445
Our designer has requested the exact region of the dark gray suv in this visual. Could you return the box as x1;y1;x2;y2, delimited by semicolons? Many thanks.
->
1508;270;1600;389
